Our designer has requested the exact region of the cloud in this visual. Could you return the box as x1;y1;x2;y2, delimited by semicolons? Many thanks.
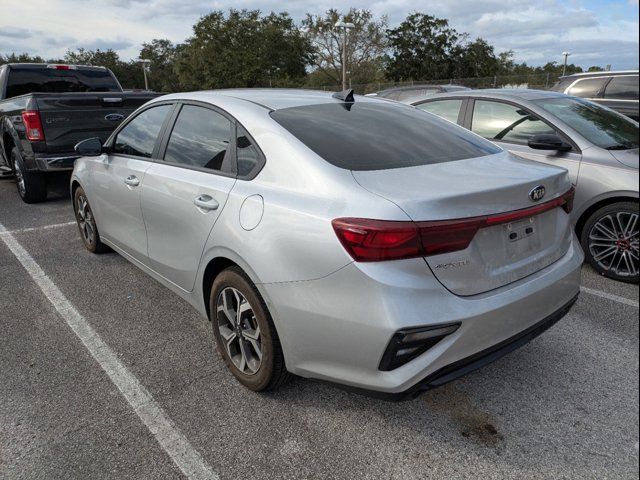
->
0;0;638;69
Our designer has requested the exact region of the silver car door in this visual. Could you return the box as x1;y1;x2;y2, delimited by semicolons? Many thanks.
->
470;99;582;184
91;103;173;263
140;104;236;292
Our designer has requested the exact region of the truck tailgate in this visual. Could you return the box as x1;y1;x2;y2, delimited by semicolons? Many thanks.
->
34;92;158;154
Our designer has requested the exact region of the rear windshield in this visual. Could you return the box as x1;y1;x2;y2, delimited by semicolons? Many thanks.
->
6;67;121;98
270;103;500;170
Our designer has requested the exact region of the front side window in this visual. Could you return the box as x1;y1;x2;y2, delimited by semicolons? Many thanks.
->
112;104;172;158
270;103;500;171
566;78;607;98
533;96;639;150
471;100;555;144
604;76;639;100
164;105;233;173
416;99;463;123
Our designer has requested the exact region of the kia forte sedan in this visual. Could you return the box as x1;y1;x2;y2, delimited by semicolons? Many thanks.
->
71;89;582;399
413;90;639;283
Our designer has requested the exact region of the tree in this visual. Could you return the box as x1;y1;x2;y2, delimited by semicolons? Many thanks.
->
139;39;180;92
0;53;48;65
64;48;144;89
385;13;462;81
301;9;387;87
588;65;605;72
453;38;502;78
175;9;311;90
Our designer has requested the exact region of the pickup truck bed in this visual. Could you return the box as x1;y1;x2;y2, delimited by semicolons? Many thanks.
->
0;63;159;202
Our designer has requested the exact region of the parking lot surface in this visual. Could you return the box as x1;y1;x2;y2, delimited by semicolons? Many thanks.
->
1;175;638;480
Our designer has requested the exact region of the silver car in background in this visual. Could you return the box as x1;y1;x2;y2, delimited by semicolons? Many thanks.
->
70;89;582;399
414;90;639;283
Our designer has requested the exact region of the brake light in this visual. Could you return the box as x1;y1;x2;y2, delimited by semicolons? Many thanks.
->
21;110;45;141
333;186;576;262
46;64;76;70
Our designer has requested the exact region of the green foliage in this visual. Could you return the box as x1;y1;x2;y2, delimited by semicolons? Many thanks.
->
301;8;388;86
139;39;179;92
63;48;144;89
174;9;311;89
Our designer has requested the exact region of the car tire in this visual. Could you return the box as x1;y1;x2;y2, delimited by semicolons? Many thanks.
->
73;186;109;254
210;267;291;391
580;201;639;283
11;147;47;203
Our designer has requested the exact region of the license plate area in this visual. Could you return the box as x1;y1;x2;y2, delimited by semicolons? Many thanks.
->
505;217;536;243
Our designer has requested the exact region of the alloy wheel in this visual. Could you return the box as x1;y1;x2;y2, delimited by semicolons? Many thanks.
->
76;194;96;246
15;167;25;198
588;210;638;278
216;287;263;375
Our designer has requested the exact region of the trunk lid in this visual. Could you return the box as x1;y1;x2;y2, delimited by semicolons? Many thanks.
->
34;92;158;154
352;151;574;296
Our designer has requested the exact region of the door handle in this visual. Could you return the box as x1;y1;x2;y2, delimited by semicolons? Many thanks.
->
124;175;140;187
194;194;219;211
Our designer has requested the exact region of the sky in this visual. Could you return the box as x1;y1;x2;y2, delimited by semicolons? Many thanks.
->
0;0;638;70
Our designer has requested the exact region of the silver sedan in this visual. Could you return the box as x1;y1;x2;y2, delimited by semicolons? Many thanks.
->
412;89;639;283
71;89;582;398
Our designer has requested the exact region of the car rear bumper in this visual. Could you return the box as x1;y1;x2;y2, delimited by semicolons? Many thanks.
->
261;236;583;395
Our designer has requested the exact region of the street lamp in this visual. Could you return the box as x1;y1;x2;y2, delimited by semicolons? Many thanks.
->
334;20;355;91
562;51;571;77
138;58;151;90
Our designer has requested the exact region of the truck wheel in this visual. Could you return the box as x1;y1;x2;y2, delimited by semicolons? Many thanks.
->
580;201;639;283
11;147;47;203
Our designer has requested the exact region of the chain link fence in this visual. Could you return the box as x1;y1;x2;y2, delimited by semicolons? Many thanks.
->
305;72;563;95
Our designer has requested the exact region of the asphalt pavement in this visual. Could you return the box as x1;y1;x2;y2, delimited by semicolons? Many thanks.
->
0;174;638;479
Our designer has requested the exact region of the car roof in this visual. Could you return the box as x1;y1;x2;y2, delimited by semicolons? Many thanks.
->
6;63;108;70
559;70;638;79
156;88;387;111
415;88;569;102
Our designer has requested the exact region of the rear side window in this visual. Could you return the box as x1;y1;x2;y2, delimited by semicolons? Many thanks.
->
416;99;463;123
236;126;263;177
566;78;607;98
270;103;500;171
164;105;233;173
471;100;556;145
604;76;639;100
5;67;121;98
112;104;172;158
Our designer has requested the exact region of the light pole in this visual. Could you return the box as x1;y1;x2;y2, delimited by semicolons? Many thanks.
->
562;51;571;77
138;58;151;90
334;20;355;91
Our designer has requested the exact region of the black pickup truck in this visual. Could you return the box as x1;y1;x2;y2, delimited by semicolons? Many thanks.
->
0;63;159;202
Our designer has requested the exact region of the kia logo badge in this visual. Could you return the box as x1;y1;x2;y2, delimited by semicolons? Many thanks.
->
105;113;125;122
529;185;546;202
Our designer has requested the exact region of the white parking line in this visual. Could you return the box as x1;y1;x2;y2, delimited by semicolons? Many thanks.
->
0;221;76;236
0;221;218;480
580;286;639;308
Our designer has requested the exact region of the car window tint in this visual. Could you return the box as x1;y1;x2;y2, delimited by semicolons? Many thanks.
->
471;100;555;144
604;76;639;100
164;105;232;173
270;103;500;171
236;126;262;177
566;78;607;98
416;99;463;123
112;104;171;158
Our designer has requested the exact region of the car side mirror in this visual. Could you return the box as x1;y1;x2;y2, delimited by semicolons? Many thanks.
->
75;137;103;156
528;134;572;152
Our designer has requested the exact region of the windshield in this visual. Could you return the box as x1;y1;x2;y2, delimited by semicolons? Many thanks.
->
532;96;639;150
270;102;500;171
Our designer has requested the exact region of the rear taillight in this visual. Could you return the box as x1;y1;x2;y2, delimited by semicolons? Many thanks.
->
21;110;45;141
332;186;576;262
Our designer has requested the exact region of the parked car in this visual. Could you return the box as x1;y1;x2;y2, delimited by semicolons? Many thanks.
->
412;89;639;282
71;89;582;398
550;70;639;120
368;84;470;103
0;63;159;203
